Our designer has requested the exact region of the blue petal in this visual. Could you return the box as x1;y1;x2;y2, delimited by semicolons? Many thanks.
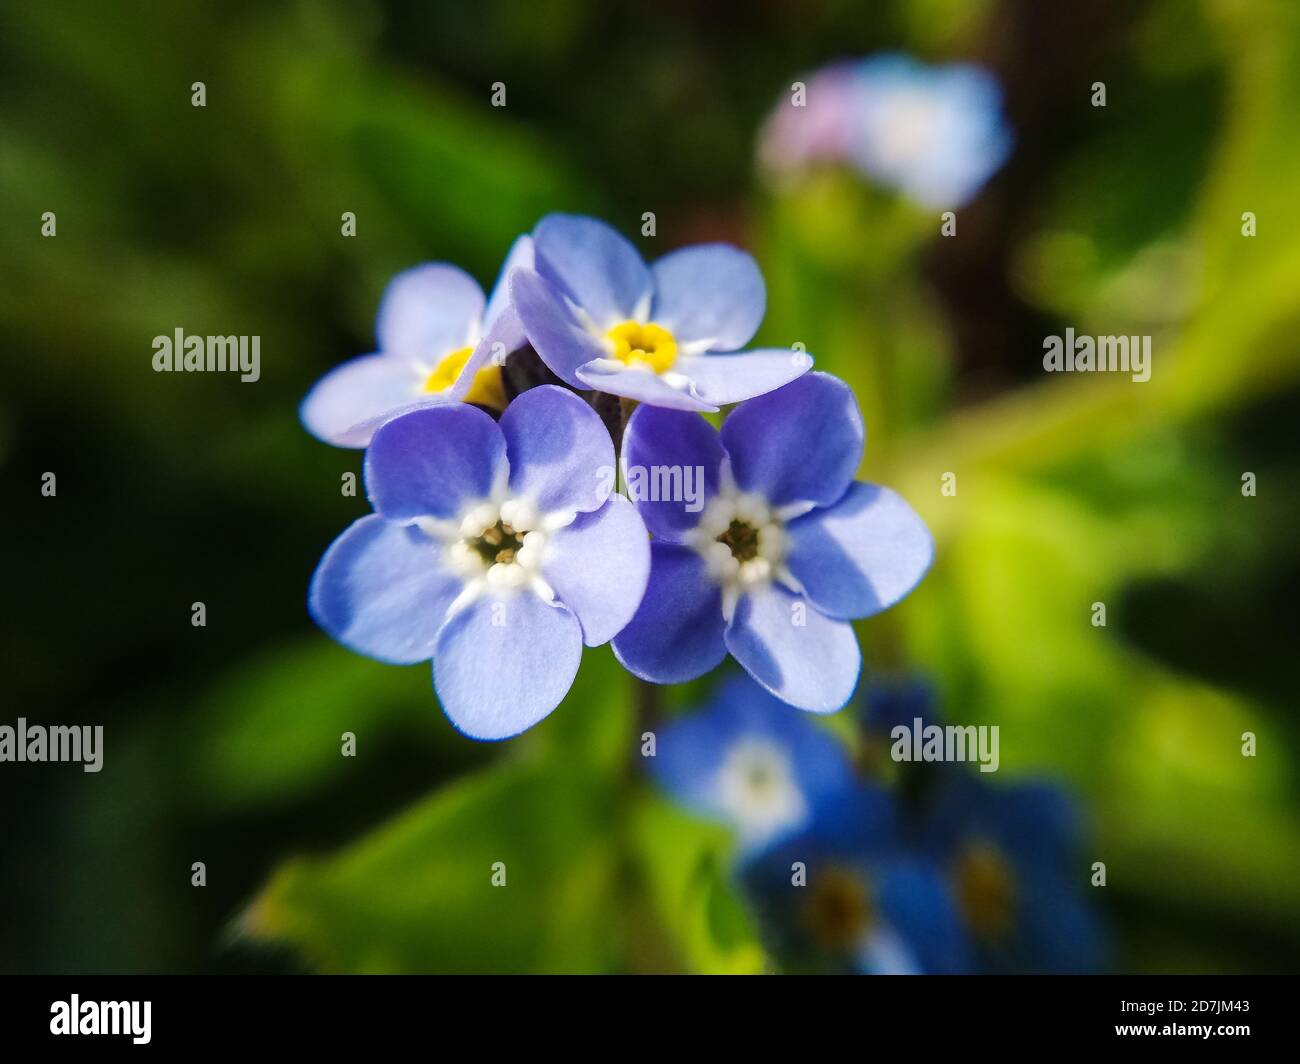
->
956;780;1083;878
299;353;427;448
483;235;535;331
655;672;857;823
365;405;507;520
1011;868;1106;974
650;244;765;350
375;263;485;364
724;585;860;712
533;213;652;328
543;495;649;646
612;543;726;683
874;858;972;974
574;361;717;411
786;482;933;620
650;695;740;812
433;593;582;739
709;674;858;810
807;782;897;855
509;268;608;388
309;515;461;664
500;385;614;515
621;405;725;541
443;304;525;404
674;348;813;406
721;372;864;509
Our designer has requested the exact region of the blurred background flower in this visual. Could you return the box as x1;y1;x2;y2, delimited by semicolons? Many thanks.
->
663;672;1104;974
651;673;859;853
2;0;1298;974
759;53;1013;208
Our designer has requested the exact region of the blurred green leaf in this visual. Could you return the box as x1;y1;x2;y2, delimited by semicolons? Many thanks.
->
632;793;765;974
189;639;439;812
244;755;623;973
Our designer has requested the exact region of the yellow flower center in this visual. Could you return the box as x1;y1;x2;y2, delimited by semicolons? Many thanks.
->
422;345;506;410
954;843;1016;940
803;865;873;953
605;321;677;374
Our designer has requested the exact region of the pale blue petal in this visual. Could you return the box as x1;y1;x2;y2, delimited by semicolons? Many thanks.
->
574;361;716;411
533;213;652;328
650;244;765;350
444;305;523;403
544;495;649;646
674;348;813;406
375;263;485;364
785;482;933;620
621;404;724;541
309;515;460;664
433;593;582;739
724;585;860;712
612;543;727;683
300;353;426;448
510;268;607;388
499;385;614;515
365;405;507;520
721;372;863;509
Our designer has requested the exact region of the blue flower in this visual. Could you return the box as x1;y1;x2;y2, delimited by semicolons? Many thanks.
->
509;213;812;412
741;786;971;974
301;237;534;447
308;386;650;739
761;54;1013;208
916;774;1106;973
653;672;858;853
611;372;933;712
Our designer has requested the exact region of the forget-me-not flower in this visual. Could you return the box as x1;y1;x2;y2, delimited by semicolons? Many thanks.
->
611;372;933;712
916;774;1106;974
653;672;858;853
301;237;534;447
309;386;650;739
741;785;970;975
510;214;812;411
760;54;1013;208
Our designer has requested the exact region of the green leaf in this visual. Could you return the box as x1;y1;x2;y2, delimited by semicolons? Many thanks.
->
189;639;441;813
243;756;623;973
631;793;766;974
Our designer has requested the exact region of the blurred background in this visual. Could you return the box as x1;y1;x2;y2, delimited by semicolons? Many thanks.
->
1;0;1298;973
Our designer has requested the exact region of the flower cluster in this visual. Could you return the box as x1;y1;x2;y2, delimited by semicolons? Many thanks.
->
302;214;932;737
759;54;1013;208
654;673;1105;974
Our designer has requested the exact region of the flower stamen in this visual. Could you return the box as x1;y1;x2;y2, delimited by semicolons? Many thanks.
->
422;345;506;409
471;520;525;566
604;321;678;374
955;843;1016;941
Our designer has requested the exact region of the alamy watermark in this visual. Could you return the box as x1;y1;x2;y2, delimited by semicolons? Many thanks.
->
0;718;103;772
1043;328;1150;383
152;328;260;382
50;996;150;1044
890;717;999;773
597;459;705;513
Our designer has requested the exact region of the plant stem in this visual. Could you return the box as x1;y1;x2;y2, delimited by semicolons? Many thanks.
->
631;675;661;750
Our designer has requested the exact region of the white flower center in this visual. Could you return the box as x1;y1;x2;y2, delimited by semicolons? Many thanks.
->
685;486;794;621
416;492;572;614
714;737;808;847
